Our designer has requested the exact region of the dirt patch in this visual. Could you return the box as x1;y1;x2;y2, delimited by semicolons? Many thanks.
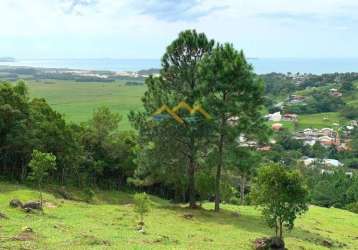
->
145;235;179;245
0;212;8;219
183;213;194;219
45;202;57;209
12;227;35;241
81;234;111;246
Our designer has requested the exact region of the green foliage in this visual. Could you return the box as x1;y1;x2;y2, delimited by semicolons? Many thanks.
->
345;202;358;214
133;192;150;224
28;150;57;183
251;164;308;238
286;91;345;114
341;105;358;120
28;150;57;205
198;43;266;210
83;187;95;203
130;29;215;208
340;80;355;93
80;107;137;188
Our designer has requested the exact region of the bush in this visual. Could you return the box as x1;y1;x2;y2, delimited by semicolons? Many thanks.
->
341;106;358;120
229;196;240;205
345;202;358;214
344;158;358;169
133;192;150;225
83;188;95;203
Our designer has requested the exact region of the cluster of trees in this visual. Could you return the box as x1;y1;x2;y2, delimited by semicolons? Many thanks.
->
341;105;358;120
286;90;345;114
304;169;358;213
0;80;136;188
262;73;298;98
125;81;144;86
129;30;267;211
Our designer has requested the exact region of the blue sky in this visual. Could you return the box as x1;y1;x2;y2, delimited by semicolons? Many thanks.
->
1;0;358;59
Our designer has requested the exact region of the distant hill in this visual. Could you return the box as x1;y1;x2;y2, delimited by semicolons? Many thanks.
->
137;68;159;75
0;57;15;62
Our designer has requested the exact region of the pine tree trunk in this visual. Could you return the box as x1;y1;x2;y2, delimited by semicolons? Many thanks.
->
39;182;43;208
279;219;283;239
188;156;196;208
240;175;246;205
214;133;224;212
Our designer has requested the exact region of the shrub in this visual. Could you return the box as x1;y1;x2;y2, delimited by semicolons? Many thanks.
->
83;188;95;203
345;202;358;214
133;192;150;225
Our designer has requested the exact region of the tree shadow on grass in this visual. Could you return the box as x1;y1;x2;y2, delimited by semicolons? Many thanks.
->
160;204;347;249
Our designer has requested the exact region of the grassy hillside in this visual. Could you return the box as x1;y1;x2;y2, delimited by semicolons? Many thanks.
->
0;182;357;250
27;80;146;130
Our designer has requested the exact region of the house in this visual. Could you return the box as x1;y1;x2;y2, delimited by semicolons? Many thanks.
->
303;140;316;146
324;159;344;167
319;136;335;146
320;128;335;137
302;157;317;166
321;169;334;175
303;128;314;135
346;172;353;178
329;88;343;97
283;113;298;122
288;95;305;104
228;116;240;126
336;143;350;152
272;123;283;131
301;157;344;167
257;146;272;152
265;112;282;122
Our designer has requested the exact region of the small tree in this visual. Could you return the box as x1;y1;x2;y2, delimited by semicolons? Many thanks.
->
226;147;261;205
28;150;57;207
251;164;308;239
133;192;150;226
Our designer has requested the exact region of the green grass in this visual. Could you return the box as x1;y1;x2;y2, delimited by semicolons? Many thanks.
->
25;79;355;132
298;112;346;129
27;80;146;130
267;112;345;132
1;182;357;249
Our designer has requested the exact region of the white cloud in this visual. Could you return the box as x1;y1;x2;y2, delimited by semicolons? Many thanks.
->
0;0;357;58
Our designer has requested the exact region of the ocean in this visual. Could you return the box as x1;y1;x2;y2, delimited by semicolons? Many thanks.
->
1;58;358;74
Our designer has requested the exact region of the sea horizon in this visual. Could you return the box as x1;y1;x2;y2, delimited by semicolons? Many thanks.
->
1;57;358;74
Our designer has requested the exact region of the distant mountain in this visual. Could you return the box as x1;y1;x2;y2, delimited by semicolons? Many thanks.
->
137;68;159;75
0;57;15;62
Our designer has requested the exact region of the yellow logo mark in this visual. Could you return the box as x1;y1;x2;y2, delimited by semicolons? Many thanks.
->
153;101;211;124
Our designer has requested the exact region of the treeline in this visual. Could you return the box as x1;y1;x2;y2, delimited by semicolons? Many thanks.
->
263;72;358;98
125;81;144;86
0;80;136;188
285;90;345;114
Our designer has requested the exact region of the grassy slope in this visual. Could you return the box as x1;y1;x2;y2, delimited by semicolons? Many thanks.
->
267;112;344;132
27;80;146;130
1;182;357;250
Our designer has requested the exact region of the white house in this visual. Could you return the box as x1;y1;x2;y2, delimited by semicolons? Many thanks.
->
265;112;282;122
